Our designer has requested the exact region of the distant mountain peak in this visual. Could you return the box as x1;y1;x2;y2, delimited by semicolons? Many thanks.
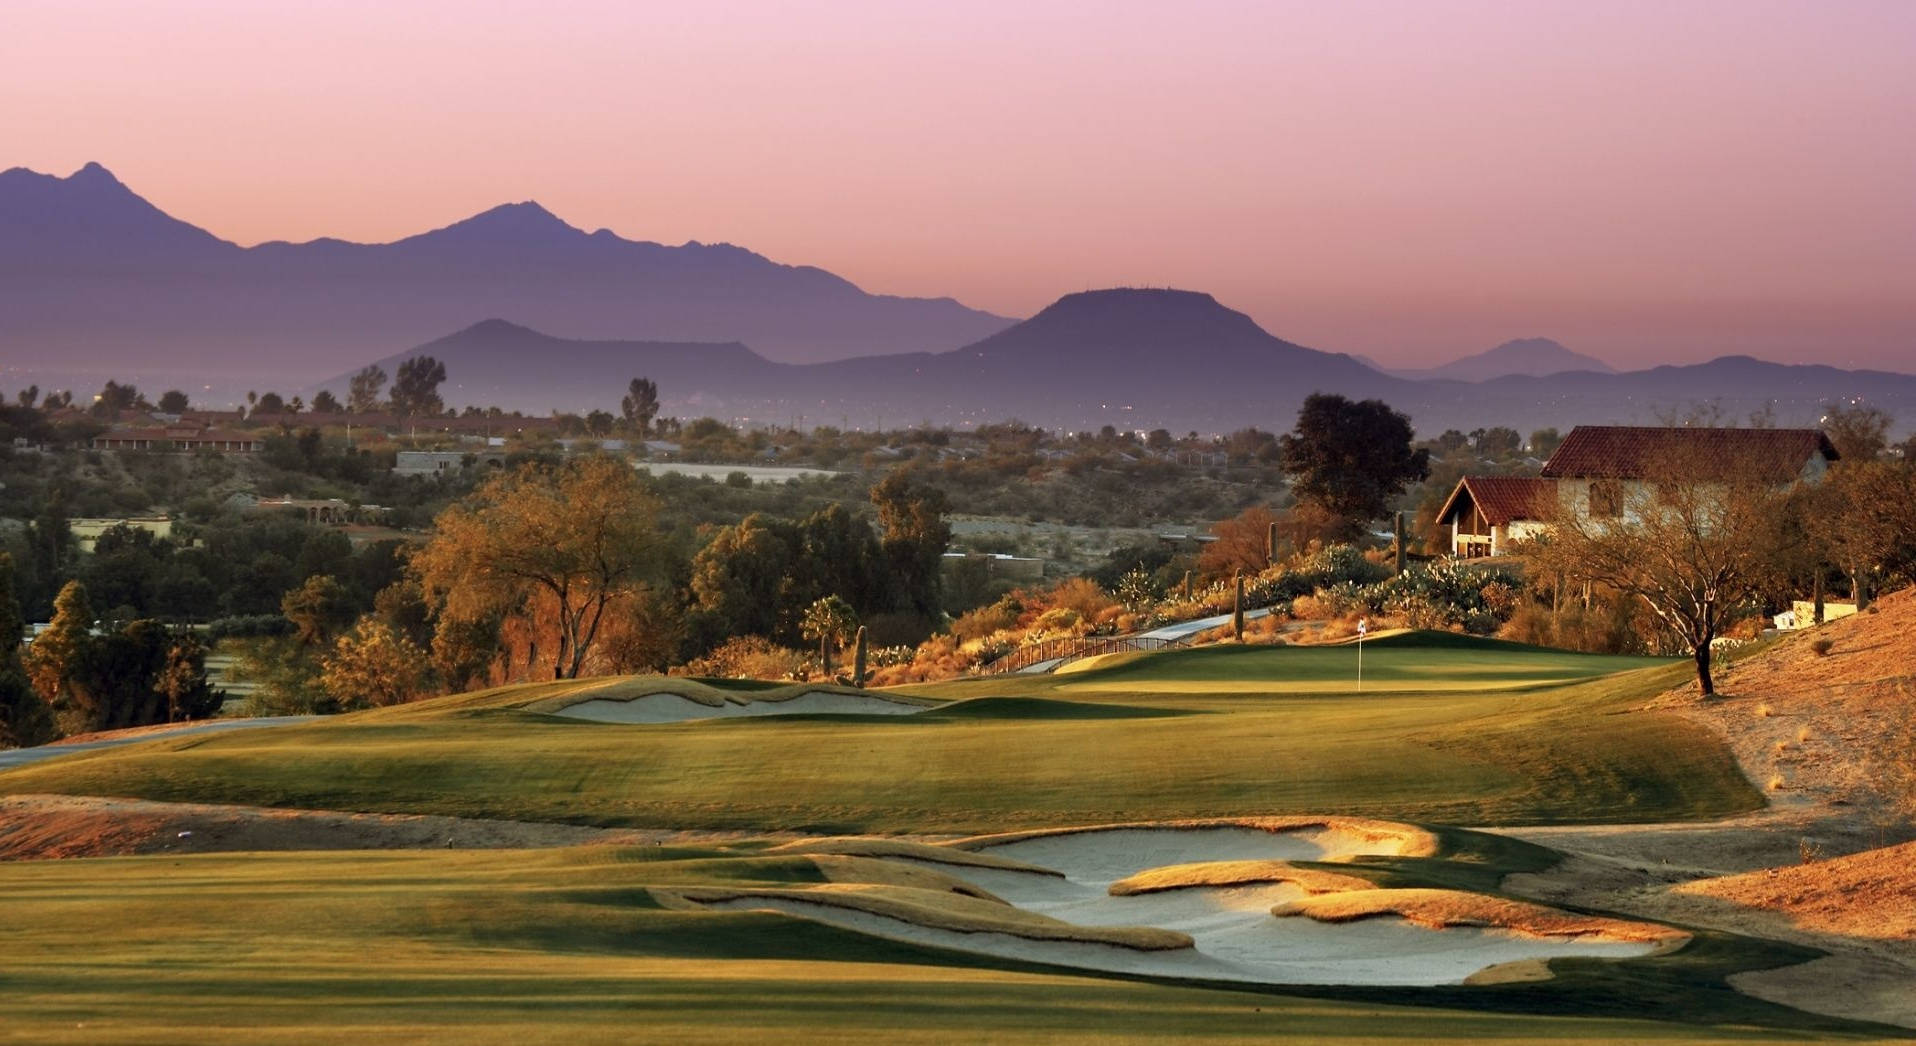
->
401;200;584;248
69;160;121;184
1394;337;1615;382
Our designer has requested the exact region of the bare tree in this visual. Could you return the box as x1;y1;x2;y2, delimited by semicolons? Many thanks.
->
1530;444;1795;696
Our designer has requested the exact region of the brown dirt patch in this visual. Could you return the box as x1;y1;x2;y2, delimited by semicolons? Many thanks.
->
1673;840;1916;942
0;794;660;861
1649;586;1916;822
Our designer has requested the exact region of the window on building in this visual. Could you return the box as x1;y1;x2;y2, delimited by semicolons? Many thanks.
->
1589;479;1624;518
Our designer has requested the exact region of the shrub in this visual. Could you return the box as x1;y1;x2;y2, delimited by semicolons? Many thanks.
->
951;601;1019;642
682;636;806;680
1810;638;1835;657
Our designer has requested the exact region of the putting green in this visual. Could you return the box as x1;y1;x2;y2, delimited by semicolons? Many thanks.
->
1050;634;1670;694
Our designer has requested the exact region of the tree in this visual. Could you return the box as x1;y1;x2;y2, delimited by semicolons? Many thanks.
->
91;380;146;417
1472;426;1523;458
281;575;356;648
1529;428;1563;459
412;457;667;680
390;356;448;417
348;365;388;413
321;619;431;709
23;580;94;722
1802;459;1916;610
800;595;859;673
1819;400;1892;463
1199;506;1283;578
1279;394;1430;532
869;470;952;618
622;378;660;437
1528;444;1794;696
154;633;219;723
255;391;287;414
0;554;56;747
158;389;190;414
311;389;342;414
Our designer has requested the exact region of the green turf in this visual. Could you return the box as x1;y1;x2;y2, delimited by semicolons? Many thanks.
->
0;844;1886;1044
0;637;1757;832
1020;632;1671;694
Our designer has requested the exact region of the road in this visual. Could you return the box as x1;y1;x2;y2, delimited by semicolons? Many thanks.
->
0;717;315;772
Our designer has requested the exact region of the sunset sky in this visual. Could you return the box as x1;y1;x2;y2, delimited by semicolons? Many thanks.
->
6;0;1913;369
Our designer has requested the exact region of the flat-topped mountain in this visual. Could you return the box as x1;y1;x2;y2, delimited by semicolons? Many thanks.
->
1391;338;1615;381
0;163;1012;373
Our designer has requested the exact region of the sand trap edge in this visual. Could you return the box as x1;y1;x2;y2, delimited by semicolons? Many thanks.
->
1273;888;1691;949
1109;860;1377;897
661;884;1192;951
766;837;1066;877
951;816;1441;860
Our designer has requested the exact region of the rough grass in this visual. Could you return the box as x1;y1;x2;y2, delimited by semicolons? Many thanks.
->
0;645;1760;832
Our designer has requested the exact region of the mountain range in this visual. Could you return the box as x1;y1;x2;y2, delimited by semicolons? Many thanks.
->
326;293;1914;437
7;163;1910;435
0;163;1011;374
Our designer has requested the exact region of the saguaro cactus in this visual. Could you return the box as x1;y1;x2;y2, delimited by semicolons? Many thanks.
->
1232;572;1245;641
1394;511;1407;575
1266;520;1280;568
852;625;869;688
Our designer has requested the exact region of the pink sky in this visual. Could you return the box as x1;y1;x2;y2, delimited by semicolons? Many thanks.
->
5;0;1913;369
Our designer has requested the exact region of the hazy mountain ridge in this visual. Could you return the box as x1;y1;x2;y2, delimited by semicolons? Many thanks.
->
0;163;1013;372
1389;338;1616;381
323;294;1916;436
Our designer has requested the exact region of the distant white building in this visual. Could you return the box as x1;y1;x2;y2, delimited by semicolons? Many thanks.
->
392;450;507;476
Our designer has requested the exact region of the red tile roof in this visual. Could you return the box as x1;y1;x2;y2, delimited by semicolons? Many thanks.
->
1540;426;1837;480
1437;475;1557;527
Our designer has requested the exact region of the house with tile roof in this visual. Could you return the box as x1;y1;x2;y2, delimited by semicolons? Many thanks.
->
1438;426;1838;558
1436;475;1557;558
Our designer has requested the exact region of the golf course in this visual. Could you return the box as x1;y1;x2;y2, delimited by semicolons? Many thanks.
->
0;631;1907;1042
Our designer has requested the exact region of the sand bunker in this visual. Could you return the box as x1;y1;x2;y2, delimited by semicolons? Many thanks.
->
694;822;1672;987
555;689;932;724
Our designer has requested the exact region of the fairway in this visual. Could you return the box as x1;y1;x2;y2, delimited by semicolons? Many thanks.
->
0;841;1867;1044
0;635;1751;832
2;632;1864;1042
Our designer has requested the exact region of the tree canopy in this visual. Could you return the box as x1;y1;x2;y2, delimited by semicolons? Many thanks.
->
391;356;448;417
1279;394;1430;531
412;456;666;679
